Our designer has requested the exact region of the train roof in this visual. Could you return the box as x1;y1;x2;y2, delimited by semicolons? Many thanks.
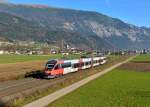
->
47;56;106;63
47;59;58;63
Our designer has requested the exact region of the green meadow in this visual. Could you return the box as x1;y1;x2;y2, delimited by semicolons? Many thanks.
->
0;54;80;64
49;69;150;107
132;54;150;62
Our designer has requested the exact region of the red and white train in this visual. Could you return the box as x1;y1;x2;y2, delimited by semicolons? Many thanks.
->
44;56;106;78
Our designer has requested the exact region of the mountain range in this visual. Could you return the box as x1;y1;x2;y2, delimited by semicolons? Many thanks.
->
0;3;150;50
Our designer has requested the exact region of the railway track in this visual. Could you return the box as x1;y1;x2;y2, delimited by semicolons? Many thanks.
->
0;71;86;105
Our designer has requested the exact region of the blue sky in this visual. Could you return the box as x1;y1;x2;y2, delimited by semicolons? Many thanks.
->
9;0;150;27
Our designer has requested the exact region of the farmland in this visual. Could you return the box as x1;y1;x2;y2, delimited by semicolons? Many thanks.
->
48;55;150;107
132;54;150;62
0;54;80;81
0;54;80;64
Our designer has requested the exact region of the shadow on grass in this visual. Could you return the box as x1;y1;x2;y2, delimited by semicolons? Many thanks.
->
0;100;7;107
25;70;45;79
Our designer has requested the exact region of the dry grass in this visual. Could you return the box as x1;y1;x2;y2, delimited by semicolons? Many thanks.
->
119;62;150;72
0;60;46;82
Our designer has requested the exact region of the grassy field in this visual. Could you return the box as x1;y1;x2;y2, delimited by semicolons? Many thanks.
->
48;55;150;107
49;69;150;107
0;54;80;64
0;54;122;64
132;54;150;62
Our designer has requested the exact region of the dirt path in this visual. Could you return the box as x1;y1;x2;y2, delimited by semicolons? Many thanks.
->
23;56;136;107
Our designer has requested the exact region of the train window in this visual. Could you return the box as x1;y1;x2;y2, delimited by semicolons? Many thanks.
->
46;60;57;70
46;64;55;70
54;65;59;70
100;59;103;62
99;60;101;63
54;64;61;70
89;61;91;65
85;62;89;65
61;62;71;68
73;63;80;68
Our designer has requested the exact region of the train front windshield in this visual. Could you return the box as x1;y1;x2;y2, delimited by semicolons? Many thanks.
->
46;60;57;70
46;64;55;70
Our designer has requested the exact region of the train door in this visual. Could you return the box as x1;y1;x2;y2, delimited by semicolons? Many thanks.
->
52;64;63;76
71;60;79;72
62;62;72;74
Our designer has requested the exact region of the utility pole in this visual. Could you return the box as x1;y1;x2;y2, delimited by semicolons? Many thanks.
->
61;39;64;59
61;39;64;51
